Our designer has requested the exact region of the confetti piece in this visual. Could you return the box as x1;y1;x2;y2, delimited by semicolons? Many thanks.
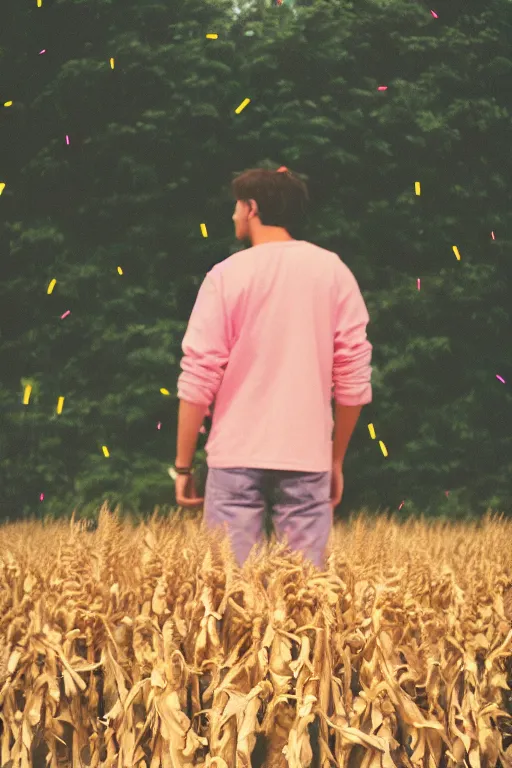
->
277;166;288;172
66;135;70;145
379;440;388;457
200;223;208;238
37;0;42;6
444;491;450;497
23;385;32;405
496;375;506;384
368;423;376;439
235;98;251;114
39;50;46;55
40;493;44;501
205;33;218;39
160;388;170;396
398;500;405;511
4;101;13;107
157;422;162;430
199;425;206;434
47;278;57;294
491;231;496;240
452;245;461;260
417;278;421;290
60;310;70;319
117;266;123;275
415;181;421;195
110;58;115;69
0;183;5;195
102;446;110;458
430;10;438;18
377;86;388;91
56;396;65;414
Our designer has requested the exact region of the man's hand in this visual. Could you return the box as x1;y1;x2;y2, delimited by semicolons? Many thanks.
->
330;462;344;509
174;472;204;508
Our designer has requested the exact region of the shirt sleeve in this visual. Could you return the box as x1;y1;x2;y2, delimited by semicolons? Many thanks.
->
177;270;229;407
332;266;373;405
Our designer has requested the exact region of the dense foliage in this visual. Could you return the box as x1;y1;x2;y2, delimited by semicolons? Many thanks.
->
0;0;510;522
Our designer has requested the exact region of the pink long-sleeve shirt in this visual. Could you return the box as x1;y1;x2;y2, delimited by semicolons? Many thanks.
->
177;240;372;472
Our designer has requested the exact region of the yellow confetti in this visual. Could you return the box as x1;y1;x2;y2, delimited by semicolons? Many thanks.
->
47;278;57;294
368;424;376;439
200;223;208;238
56;397;65;415
235;98;251;114
4;101;13;107
110;58;115;69
205;34;218;39
379;440;388;457
102;446;110;458
37;0;42;6
415;181;421;196
23;385;32;405
0;183;6;195
117;266;123;275
452;245;461;260
160;388;170;396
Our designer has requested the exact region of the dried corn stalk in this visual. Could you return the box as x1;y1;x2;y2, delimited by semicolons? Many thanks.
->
0;508;510;767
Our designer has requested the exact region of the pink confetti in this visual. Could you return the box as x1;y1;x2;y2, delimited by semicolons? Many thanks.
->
157;422;161;429
496;375;506;384
60;310;71;319
199;425;206;434
417;278;421;291
430;10;438;18
39;50;46;55
445;491;450;497
40;493;44;501
66;135;70;145
491;231;496;240
377;86;388;91
398;500;405;511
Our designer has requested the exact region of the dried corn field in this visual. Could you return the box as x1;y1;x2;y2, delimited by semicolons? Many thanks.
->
1;506;512;768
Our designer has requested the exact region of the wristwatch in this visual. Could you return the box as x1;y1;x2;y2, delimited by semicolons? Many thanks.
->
174;465;192;475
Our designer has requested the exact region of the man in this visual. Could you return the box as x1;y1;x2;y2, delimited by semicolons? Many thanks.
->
174;167;372;570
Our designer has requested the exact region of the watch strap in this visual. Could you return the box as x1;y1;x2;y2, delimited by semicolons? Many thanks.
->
174;465;192;475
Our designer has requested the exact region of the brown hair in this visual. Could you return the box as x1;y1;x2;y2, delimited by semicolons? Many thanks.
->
230;167;310;237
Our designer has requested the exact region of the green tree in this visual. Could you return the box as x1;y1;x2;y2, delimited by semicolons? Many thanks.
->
0;0;510;521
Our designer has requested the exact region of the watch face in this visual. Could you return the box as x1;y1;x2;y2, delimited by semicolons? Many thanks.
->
169;467;191;479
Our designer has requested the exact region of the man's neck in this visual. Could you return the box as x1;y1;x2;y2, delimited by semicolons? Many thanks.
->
251;235;295;246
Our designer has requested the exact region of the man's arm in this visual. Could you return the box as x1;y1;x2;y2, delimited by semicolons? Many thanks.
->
175;400;209;468
332;403;363;465
331;263;372;466
175;268;229;467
